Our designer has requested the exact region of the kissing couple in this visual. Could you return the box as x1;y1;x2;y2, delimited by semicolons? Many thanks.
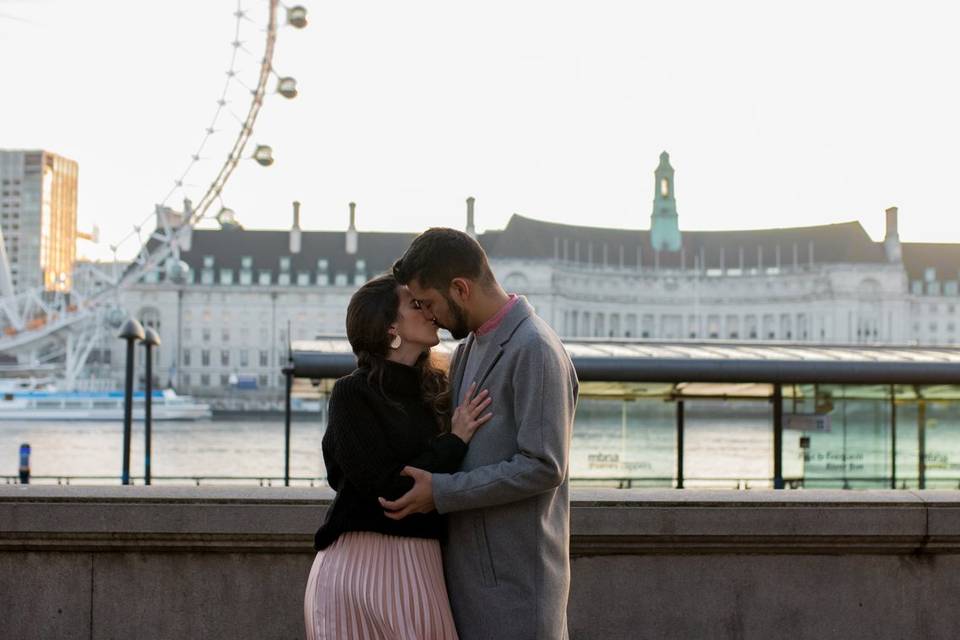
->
304;227;579;639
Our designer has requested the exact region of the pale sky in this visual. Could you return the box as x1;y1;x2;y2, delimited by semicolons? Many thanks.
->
2;0;959;261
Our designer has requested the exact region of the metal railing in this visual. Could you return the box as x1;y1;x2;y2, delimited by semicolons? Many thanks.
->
6;474;958;489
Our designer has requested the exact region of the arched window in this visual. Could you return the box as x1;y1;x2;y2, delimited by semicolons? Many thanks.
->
660;177;669;197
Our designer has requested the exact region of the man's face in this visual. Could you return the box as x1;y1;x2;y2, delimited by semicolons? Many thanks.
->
407;279;471;340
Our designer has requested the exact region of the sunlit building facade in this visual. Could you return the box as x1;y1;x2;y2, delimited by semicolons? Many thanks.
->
0;150;79;293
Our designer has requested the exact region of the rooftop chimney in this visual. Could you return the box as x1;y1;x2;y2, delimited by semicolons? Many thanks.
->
884;206;902;262
289;201;302;254
465;197;476;239
346;202;358;255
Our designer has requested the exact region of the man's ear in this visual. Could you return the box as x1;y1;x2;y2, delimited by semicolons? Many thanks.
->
449;277;471;304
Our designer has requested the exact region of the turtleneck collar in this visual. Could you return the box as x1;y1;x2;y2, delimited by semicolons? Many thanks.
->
377;359;421;397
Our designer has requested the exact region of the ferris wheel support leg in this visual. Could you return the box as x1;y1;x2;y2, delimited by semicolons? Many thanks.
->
64;320;101;392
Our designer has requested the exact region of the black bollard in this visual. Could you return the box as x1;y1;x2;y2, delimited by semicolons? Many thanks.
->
118;318;145;485
18;443;30;484
142;327;161;486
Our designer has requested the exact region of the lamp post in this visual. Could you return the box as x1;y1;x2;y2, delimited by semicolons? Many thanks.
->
283;362;293;487
118;318;145;485
142;327;161;485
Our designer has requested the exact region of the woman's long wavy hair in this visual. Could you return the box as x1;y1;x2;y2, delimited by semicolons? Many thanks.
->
345;273;451;431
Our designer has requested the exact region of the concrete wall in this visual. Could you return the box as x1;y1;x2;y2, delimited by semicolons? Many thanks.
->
2;487;960;640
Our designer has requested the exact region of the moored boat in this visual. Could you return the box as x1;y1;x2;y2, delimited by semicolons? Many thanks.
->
0;388;212;421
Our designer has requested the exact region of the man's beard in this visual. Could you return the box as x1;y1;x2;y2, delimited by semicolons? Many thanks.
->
442;293;471;340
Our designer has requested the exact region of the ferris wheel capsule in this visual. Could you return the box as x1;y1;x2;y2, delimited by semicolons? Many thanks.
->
253;145;274;166
165;258;191;284
287;6;308;28
277;77;298;99
106;307;127;329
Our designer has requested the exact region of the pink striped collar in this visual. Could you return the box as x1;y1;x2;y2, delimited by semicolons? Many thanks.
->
475;294;519;337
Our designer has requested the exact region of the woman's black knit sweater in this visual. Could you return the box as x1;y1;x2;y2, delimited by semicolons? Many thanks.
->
314;360;467;550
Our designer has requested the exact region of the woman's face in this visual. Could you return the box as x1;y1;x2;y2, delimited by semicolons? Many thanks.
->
392;285;440;349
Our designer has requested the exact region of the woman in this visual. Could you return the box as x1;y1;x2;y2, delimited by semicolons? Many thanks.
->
304;274;492;640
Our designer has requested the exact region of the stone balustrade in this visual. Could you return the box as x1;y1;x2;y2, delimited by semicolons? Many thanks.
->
3;487;960;639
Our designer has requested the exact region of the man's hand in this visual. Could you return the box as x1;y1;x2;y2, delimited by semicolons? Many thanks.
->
379;466;435;520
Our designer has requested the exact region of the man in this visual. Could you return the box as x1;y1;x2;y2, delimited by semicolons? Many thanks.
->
382;228;579;640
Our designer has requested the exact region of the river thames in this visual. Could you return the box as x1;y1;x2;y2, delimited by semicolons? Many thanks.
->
2;397;954;488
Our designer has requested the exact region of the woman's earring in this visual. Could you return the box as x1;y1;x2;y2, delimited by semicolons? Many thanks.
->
390;335;402;349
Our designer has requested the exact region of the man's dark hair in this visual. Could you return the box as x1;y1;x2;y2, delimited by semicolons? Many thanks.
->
392;227;494;291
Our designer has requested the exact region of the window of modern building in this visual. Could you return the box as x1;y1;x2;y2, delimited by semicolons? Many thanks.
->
220;269;233;285
925;267;936;282
201;349;210;366
763;314;776;340
707;315;720;339
317;273;329;286
641;314;654;339
221;350;230;366
183;349;191;366
727;315;740;339
203;256;215;268
222;328;230;343
239;270;253;285
240;349;249;367
258;270;271;285
200;374;210;387
241;256;253;269
278;273;291;286
201;269;215;285
182;374;191;388
594;313;605;338
259;350;269;367
279;257;291;271
781;314;793;340
334;273;348;287
221;374;230;387
202;327;211;343
259;374;269;389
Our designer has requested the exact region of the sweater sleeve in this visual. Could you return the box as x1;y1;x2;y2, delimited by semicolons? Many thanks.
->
327;377;466;500
405;432;467;474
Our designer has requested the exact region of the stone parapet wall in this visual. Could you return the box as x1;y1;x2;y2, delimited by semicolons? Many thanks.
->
2;487;960;639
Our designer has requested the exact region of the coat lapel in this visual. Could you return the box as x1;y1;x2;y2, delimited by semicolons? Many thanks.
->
467;297;533;391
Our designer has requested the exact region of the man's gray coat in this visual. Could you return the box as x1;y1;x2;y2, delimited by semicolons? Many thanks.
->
433;297;579;640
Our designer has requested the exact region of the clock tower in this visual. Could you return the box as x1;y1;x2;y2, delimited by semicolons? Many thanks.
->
650;151;681;252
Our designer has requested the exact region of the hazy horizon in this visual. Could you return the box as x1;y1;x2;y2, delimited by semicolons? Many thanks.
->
2;0;958;260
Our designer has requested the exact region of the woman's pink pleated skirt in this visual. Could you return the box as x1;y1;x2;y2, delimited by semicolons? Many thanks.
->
304;531;459;640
